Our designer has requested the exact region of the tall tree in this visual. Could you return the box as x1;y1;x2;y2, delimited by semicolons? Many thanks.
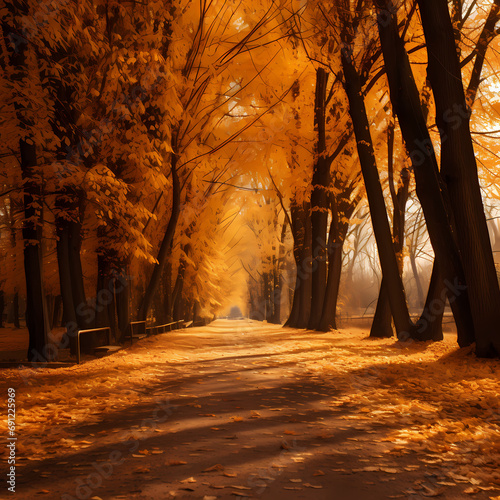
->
417;0;500;356
2;0;52;360
340;25;414;339
373;0;475;346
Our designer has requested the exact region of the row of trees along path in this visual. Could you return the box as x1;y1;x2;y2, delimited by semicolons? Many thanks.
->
1;0;500;359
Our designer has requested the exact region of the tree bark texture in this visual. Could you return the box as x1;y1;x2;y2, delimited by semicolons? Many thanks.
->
418;0;500;356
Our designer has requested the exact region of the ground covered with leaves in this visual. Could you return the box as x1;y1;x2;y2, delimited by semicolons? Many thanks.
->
1;319;499;499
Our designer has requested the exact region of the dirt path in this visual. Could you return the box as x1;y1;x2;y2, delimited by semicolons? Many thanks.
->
1;320;499;499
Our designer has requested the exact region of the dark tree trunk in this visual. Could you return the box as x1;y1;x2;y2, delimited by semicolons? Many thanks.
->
285;201;312;328
56;220;78;353
153;280;167;324
271;220;287;324
0;291;4;328
4;1;52;358
318;196;355;332
139;155;181;321
417;0;500;356
68;213;88;328
48;37;88;348
52;295;62;330
341;45;414;339
415;262;445;341
114;267;130;342
273;217;289;325
193;301;200;324
370;147;410;339
263;271;273;322
308;68;331;330
172;262;185;322
21;141;51;360
409;251;425;309
164;257;173;323
185;300;193;322
46;294;55;329
86;253;114;351
375;0;475;346
13;292;19;328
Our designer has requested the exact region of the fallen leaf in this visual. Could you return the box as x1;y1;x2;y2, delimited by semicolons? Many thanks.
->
464;487;480;494
316;432;333;439
380;468;398;474
421;486;445;497
203;464;224;472
166;460;187;466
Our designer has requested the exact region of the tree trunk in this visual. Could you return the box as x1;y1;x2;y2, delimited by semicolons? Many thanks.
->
375;0;475;346
285;201;312;328
0;291;4;328
56;221;78;353
414;262;445;341
139;155;181;321
114;267;130;342
164;257;173;322
271;219;287;324
88;254;114;351
153;279;167;324
308;68;331;330
263;271;272;322
68;213;88;328
46;294;55;330
370;158;410;338
341;45;414;339
172;262;185;322
13;292;19;328
418;0;500;356
409;250;425;309
4;4;54;358
21;141;51;360
318;196;355;332
52;295;62;330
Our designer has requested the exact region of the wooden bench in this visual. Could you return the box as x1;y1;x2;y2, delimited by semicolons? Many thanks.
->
76;327;121;364
146;320;179;336
126;320;147;344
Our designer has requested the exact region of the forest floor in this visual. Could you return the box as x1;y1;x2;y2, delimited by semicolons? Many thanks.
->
0;319;500;500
